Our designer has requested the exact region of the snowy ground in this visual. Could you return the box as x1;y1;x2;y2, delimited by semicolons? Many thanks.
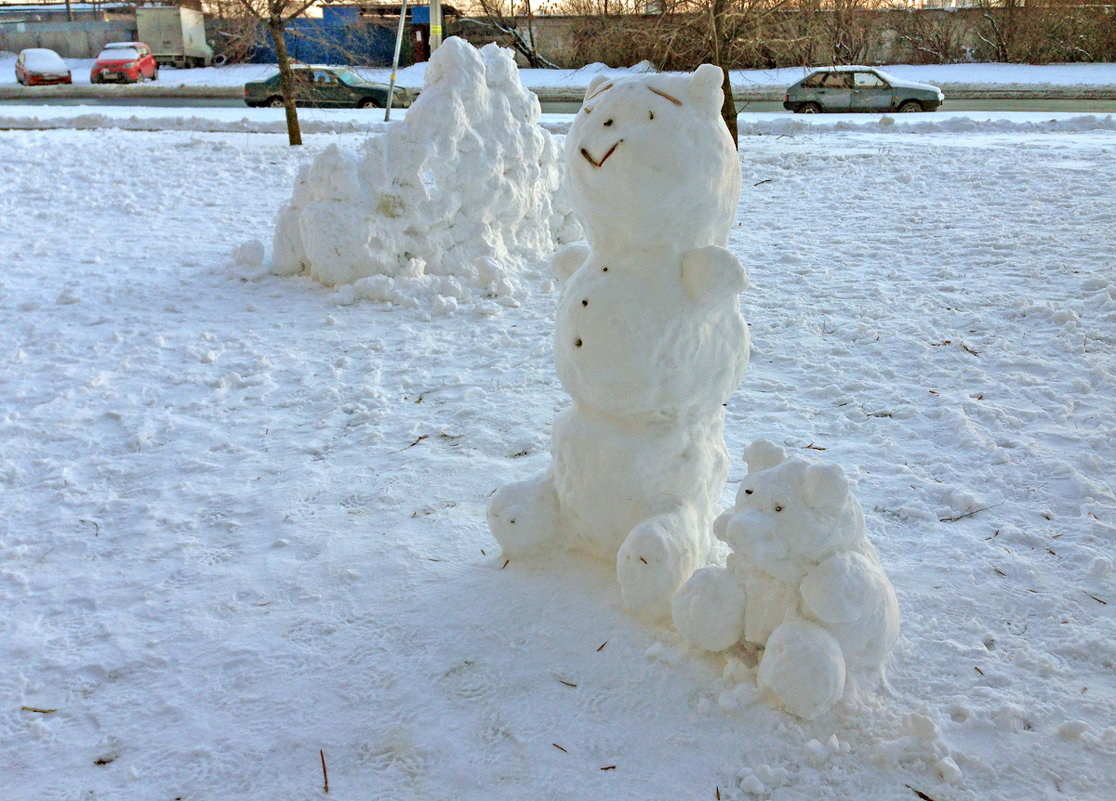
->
2;87;1115;801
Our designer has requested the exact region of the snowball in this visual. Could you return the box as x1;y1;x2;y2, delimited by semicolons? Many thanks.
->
230;239;265;267
935;756;963;784
756;619;846;720
271;38;577;306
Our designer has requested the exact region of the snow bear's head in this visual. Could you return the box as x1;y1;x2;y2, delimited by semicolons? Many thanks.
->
564;64;740;253
717;441;866;583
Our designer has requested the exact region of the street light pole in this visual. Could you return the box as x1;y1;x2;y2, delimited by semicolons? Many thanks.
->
430;0;443;51
385;0;408;122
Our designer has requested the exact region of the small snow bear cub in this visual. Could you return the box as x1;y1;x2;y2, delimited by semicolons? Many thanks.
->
487;64;749;620
672;440;900;719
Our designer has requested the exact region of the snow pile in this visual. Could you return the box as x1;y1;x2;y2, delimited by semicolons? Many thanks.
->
488;65;750;619
674;441;899;719
271;37;578;311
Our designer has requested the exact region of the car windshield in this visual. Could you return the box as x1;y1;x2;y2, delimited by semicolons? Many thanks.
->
336;70;365;87
872;68;900;84
24;50;66;71
97;48;138;61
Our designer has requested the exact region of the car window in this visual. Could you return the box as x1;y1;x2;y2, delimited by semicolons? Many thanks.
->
97;48;138;60
853;72;886;88
312;70;337;85
803;72;826;89
822;72;851;88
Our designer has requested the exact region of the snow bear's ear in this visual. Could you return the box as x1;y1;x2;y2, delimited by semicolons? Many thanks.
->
688;64;726;113
743;439;785;473
804;463;849;511
583;74;612;102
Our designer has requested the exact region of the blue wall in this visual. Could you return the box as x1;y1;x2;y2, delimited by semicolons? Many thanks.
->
252;15;403;66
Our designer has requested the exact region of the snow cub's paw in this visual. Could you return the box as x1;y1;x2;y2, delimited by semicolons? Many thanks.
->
672;565;746;652
756;618;846;720
487;476;560;558
617;510;703;621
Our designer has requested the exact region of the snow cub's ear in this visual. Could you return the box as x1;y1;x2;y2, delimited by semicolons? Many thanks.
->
583;74;612;102
743;439;786;474
688;63;726;113
803;463;849;511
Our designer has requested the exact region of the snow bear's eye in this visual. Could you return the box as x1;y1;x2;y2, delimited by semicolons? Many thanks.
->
774;505;784;512
649;111;655;120
604;119;614;127
744;489;753;495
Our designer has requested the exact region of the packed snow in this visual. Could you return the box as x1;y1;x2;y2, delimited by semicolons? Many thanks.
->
1;47;1115;801
271;40;577;307
675;440;901;719
490;63;750;619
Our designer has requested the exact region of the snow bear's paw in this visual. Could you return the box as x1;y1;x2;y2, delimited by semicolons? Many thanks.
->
672;565;746;652
486;476;560;558
616;515;699;621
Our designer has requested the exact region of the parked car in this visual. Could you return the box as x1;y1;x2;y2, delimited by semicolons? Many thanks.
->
90;43;159;84
244;66;414;109
15;48;72;86
784;67;944;114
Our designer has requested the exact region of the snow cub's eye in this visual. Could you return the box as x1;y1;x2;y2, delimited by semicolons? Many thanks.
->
774;505;784;512
649;111;654;120
604;119;614;127
744;489;753;495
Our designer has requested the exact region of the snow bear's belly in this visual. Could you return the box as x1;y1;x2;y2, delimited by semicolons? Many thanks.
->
554;258;747;417
551;405;729;556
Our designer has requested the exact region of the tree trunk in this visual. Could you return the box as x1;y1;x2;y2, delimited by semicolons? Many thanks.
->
719;64;738;147
268;17;302;147
709;0;738;144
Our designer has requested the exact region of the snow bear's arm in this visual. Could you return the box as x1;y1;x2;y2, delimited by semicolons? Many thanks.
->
681;245;748;304
551;242;591;286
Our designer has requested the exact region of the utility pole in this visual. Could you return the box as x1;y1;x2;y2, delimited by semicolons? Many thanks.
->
429;0;443;51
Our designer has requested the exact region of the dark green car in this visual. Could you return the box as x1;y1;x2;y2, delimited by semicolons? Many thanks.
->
244;66;413;109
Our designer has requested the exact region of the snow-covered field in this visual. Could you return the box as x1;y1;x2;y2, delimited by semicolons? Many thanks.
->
2;64;1115;800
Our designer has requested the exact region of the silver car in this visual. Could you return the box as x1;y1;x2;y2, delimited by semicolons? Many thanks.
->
784;67;944;114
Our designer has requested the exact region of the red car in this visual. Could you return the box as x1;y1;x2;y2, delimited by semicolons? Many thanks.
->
15;48;72;86
90;42;159;84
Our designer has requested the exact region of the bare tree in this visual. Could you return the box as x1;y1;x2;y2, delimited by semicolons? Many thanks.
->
234;0;320;146
465;0;561;67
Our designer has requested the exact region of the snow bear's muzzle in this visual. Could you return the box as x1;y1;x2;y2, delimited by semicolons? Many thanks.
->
580;140;622;168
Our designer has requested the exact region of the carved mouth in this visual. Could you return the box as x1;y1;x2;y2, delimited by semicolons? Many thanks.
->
581;140;621;168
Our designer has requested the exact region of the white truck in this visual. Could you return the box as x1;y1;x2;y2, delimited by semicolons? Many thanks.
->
135;6;214;68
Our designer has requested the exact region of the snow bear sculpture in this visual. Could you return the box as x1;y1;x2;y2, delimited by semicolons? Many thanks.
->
487;64;749;620
672;440;900;719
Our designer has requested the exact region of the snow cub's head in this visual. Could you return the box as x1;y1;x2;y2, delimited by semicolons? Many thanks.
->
565;64;741;253
716;441;867;584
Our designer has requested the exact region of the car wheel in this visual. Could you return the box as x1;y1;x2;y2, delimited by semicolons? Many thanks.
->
799;102;822;114
898;100;924;113
356;98;380;109
266;96;284;108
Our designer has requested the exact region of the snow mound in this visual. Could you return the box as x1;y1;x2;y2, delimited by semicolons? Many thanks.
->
271;37;579;310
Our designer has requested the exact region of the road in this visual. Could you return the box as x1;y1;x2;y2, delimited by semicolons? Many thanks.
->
4;95;1116;114
4;80;1116;110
